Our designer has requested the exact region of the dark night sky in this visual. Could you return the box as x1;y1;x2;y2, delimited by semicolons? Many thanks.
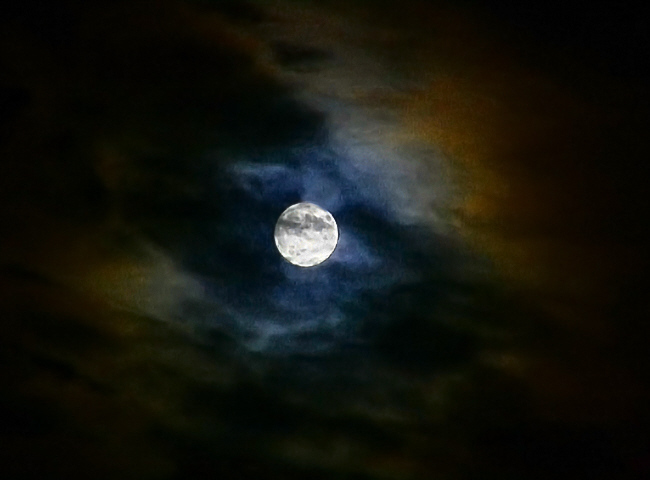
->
1;1;649;479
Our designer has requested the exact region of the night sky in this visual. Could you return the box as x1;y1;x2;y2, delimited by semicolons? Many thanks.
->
1;1;649;479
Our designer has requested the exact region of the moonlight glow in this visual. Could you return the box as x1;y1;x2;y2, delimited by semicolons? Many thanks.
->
274;202;339;267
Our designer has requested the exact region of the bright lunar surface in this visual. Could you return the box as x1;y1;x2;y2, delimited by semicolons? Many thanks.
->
274;202;339;267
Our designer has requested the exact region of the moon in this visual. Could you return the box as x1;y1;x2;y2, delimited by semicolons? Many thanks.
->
274;202;339;267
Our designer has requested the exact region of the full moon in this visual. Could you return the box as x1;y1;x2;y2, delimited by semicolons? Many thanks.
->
274;202;339;267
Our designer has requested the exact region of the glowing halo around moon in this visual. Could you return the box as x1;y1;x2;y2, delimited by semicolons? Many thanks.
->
274;202;339;267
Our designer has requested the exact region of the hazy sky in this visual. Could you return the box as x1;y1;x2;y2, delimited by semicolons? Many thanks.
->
1;1;649;479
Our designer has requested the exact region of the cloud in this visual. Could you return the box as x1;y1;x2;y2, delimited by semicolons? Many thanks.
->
3;1;648;479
